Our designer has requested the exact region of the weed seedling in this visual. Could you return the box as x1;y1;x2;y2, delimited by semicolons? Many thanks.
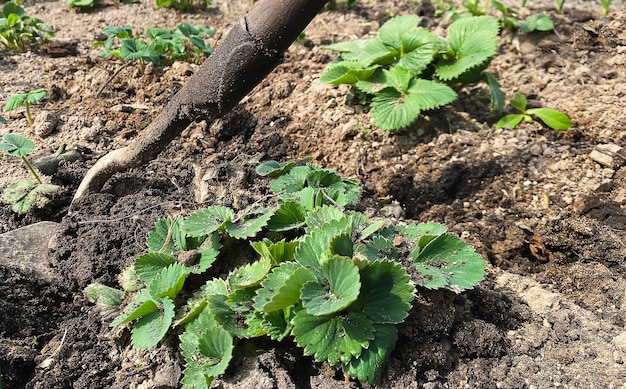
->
0;133;60;213
4;88;48;126
601;0;612;15
496;93;572;130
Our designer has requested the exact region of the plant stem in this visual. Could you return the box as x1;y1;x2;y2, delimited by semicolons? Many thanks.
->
22;155;43;184
25;102;33;126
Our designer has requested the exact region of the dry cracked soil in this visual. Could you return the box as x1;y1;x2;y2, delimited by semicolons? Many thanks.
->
1;0;626;388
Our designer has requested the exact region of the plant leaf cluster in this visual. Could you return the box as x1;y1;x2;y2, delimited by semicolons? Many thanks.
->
0;1;54;52
0;133;60;213
108;160;485;386
431;0;554;33
155;0;212;12
94;23;215;72
320;15;501;131
67;0;96;9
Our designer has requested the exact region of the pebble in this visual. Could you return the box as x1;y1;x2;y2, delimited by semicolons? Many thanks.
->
589;143;622;167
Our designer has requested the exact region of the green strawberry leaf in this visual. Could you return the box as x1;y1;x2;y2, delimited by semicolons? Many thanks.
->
378;14;421;49
228;258;272;289
182;206;234;237
0;133;34;156
255;159;295;177
342;323;398;384
371;79;456;131
295;216;352;270
253;262;316;312
250;238;298;264
348;260;414;324
436;16;499;81
267;200;306;231
301;255;360;316
131;297;175;349
292;309;374;365
410;233;485;292
111;289;159;325
224;208;276;239
148;263;188;300
147;216;185;254
134;252;176;283
320;61;378;85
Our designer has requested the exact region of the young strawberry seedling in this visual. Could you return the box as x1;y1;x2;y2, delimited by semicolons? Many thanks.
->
0;1;54;52
4;88;48;127
496;93;572;130
0;133;60;213
320;15;502;131
94;23;215;72
155;0;211;11
67;0;95;10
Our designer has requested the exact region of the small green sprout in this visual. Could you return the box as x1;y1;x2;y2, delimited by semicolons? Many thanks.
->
601;0;612;15
555;0;565;14
0;133;60;213
496;93;572;131
518;13;554;33
4;88;48;126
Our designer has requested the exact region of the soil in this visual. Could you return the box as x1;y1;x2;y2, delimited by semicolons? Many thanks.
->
1;0;626;388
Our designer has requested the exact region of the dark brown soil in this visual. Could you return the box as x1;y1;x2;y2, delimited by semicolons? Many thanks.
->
1;0;626;388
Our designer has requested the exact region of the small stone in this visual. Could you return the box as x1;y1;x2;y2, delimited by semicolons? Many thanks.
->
589;149;613;167
33;111;58;138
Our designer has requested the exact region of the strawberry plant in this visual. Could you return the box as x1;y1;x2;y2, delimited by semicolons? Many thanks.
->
0;133;60;213
4;88;47;126
496;93;572;130
0;1;54;52
155;0;211;11
320;14;503;131
67;0;95;9
94;23;215;72
104;160;486;387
